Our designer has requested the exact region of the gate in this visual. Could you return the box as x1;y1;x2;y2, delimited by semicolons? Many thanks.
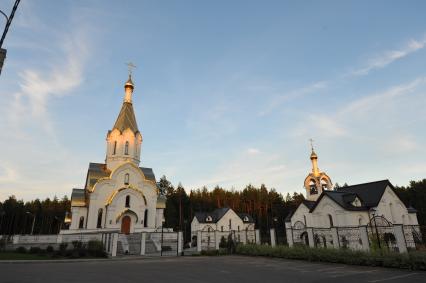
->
144;231;179;256
117;233;141;255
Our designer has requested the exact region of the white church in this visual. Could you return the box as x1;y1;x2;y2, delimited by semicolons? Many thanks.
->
287;146;419;230
64;74;166;234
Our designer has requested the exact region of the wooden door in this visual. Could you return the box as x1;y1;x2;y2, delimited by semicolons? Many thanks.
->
121;216;131;234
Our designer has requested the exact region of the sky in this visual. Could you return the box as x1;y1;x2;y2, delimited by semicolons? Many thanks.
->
0;0;426;201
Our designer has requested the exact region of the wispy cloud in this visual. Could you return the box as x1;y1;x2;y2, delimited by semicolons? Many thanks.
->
8;27;90;136
259;80;328;116
350;37;426;76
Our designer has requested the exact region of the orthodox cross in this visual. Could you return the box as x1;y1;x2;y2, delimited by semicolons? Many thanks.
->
309;138;315;152
126;62;136;76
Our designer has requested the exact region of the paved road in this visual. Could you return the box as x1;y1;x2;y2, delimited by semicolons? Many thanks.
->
0;256;424;283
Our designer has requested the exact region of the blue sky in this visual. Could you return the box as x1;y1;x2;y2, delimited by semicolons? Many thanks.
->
1;0;426;200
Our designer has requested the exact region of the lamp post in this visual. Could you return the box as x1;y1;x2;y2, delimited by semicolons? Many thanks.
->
26;212;35;235
54;216;62;234
0;0;21;75
273;217;278;245
160;218;165;256
0;210;5;234
369;208;381;250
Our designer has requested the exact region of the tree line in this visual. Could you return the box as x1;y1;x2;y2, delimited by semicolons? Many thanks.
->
0;177;425;239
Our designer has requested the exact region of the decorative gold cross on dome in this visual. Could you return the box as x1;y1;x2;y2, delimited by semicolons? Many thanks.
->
126;62;136;76
309;138;315;152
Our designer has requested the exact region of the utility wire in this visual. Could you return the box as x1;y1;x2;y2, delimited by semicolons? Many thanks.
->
0;0;21;48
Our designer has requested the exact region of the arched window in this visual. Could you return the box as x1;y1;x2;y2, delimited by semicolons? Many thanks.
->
229;219;232;230
358;216;363;226
97;209;103;228
321;179;328;190
125;195;130;208
124;141;129;155
113;141;117;155
327;214;333;227
124;173;130;185
303;215;307;225
310;180;318;194
144;209;148;227
79;216;84;229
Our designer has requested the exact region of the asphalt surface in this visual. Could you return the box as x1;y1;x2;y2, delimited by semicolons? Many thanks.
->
0;256;425;283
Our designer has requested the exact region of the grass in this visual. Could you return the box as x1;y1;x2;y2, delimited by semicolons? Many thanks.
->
236;244;426;271
0;252;51;260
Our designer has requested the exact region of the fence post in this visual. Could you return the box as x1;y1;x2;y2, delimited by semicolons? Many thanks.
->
12;235;19;244
178;231;183;255
111;233;118;257
331;227;339;249
307;228;315;248
359;226;370;252
393;224;407;253
140;232;146;255
215;230;220;250
255;229;260;244
285;222;294;247
270;228;276;247
197;231;202;252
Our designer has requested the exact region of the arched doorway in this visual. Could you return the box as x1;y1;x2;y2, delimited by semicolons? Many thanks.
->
121;215;131;234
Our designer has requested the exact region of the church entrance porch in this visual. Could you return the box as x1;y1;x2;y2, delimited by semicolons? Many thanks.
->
121;216;131;234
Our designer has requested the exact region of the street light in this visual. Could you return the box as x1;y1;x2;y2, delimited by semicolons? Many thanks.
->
26;212;35;235
0;210;5;234
160;218;165;256
369;208;381;250
54;216;62;234
0;0;21;75
273;217;278;245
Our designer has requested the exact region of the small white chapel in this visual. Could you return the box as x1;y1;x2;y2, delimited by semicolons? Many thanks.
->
64;73;166;234
287;145;419;229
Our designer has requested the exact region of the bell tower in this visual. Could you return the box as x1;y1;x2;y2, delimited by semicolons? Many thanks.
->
105;67;143;171
303;140;332;201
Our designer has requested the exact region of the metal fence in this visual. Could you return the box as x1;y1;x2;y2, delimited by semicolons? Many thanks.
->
287;224;426;253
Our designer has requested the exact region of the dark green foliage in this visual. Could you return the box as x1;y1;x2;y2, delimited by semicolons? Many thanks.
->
15;246;26;253
200;249;229;256
0;195;70;235
0;238;6;251
87;240;106;257
46;245;54;253
59;242;68;254
29;247;42;254
236;244;426;271
71;240;83;249
394;179;426;225
219;236;227;248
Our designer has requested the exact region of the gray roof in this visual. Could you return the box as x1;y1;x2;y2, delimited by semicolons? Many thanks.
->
237;213;255;223
140;167;156;182
336;180;392;207
113;102;139;133
195;208;254;223
71;188;85;200
310;180;399;212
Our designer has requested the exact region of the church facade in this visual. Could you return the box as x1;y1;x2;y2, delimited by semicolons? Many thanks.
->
287;147;419;230
65;75;166;234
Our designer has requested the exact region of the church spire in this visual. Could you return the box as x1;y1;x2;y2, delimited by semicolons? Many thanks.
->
124;62;136;103
303;139;333;201
309;138;320;177
105;66;143;171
